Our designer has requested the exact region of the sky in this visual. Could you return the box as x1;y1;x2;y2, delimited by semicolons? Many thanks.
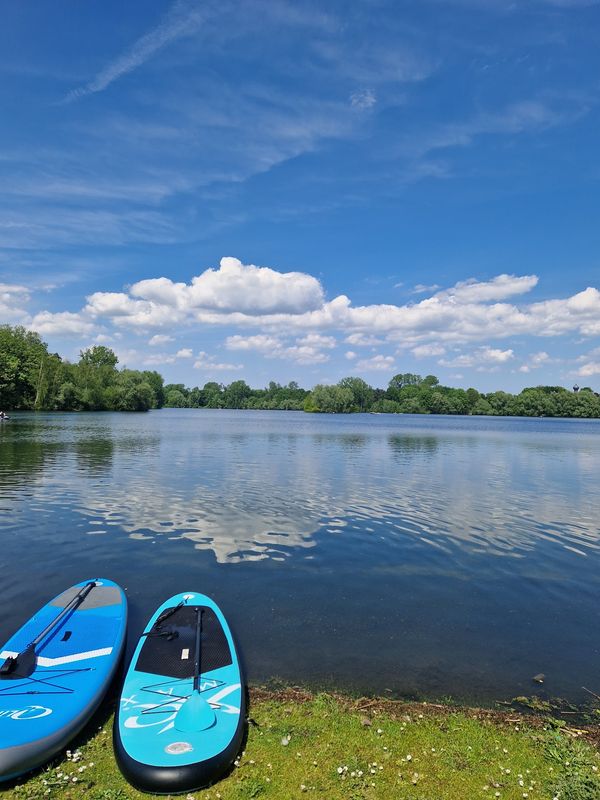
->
1;0;600;392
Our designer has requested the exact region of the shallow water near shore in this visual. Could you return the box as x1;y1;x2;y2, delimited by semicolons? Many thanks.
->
1;409;599;706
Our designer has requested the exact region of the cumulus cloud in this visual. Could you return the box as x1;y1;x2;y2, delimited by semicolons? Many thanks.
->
578;362;600;377
0;282;30;322
412;343;446;358
193;351;243;371
77;260;599;348
576;347;600;377
25;259;600;380
440;347;514;369
356;354;395;371
519;351;551;373
297;333;336;349
434;274;538;303
225;334;280;353
130;257;325;317
345;332;384;346
225;331;334;365
149;334;174;346
413;283;441;294
138;347;196;366
29;310;97;337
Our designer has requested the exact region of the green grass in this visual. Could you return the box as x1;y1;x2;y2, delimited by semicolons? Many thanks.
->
5;692;600;800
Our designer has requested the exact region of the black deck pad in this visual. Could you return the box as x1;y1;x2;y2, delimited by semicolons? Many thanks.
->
136;606;232;679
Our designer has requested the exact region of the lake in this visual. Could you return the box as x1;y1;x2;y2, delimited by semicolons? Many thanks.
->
1;409;599;706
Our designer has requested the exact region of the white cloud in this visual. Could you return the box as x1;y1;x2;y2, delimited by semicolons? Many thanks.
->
296;333;336;349
193;351;243;371
0;282;29;298
128;257;325;318
0;282;30;322
578;362;600;377
28;261;600;366
434;274;538;303
345;350;357;360
225;334;281;353
141;347;195;365
350;89;377;110
345;332;384;347
356;354;395;371
94;333;114;344
29;310;96;337
440;347;514;369
412;343;446;358
413;283;441;294
225;332;333;365
149;334;174;346
519;351;551;373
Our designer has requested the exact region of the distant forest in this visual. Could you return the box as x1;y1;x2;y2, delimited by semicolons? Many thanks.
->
2;325;599;418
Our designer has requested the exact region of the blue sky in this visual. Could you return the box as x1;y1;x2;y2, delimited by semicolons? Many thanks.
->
1;0;600;391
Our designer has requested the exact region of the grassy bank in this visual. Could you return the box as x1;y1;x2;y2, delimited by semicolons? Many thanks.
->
6;689;600;800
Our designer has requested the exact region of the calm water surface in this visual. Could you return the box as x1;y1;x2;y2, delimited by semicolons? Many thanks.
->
1;410;599;705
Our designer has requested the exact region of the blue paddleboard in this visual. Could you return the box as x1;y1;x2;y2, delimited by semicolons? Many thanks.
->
0;578;127;781
114;592;245;794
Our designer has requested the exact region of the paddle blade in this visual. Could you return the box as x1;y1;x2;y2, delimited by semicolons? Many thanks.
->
174;693;216;733
0;644;36;680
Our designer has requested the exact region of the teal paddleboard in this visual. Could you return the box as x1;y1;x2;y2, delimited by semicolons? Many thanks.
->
114;592;245;793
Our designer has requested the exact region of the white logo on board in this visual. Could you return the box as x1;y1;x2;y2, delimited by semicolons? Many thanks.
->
0;705;53;720
122;683;240;735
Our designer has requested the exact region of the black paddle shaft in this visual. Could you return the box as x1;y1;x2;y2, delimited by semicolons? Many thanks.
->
0;580;97;677
192;607;203;693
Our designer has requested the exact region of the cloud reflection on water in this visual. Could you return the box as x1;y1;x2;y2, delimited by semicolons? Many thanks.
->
1;411;599;565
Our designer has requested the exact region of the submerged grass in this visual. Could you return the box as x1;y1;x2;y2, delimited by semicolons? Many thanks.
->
5;690;600;800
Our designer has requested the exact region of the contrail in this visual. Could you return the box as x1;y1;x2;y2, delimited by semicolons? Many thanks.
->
63;0;206;103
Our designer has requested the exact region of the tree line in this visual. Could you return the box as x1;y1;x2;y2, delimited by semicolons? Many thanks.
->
165;373;600;418
0;326;164;412
2;325;599;418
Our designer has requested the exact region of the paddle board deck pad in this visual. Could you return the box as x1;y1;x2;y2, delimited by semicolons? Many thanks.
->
114;592;245;794
0;578;127;781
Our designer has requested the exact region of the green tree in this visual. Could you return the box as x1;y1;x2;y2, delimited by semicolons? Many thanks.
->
203;382;223;408
0;325;49;409
142;370;165;408
165;389;188;408
305;384;356;413
338;377;374;412
78;346;118;370
387;373;423;402
223;380;252;408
